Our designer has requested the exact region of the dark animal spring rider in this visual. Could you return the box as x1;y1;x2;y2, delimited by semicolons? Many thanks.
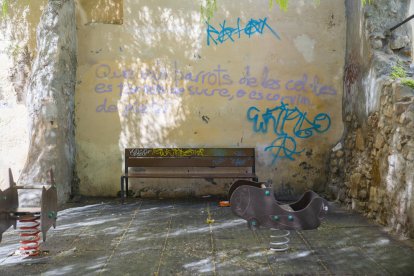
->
229;180;328;251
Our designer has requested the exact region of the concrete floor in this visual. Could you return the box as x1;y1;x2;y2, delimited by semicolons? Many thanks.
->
0;198;413;275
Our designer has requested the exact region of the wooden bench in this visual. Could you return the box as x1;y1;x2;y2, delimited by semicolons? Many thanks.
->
120;148;258;203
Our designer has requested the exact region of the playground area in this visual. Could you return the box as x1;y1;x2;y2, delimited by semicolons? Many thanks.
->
0;198;413;275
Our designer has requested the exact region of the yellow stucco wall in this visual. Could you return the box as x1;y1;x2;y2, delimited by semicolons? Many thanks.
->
75;0;346;197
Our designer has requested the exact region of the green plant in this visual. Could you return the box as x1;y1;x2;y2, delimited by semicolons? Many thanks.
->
390;63;414;89
401;78;414;89
390;63;407;79
2;0;8;17
200;0;217;22
269;0;289;11
362;0;373;5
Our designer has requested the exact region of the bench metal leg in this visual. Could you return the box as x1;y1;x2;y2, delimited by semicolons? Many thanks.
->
120;176;125;204
125;177;129;198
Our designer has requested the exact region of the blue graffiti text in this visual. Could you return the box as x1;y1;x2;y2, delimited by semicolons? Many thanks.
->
247;102;331;163
206;17;281;46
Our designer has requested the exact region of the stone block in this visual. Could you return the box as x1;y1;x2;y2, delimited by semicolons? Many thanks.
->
350;172;362;198
369;186;377;198
352;199;367;212
368;201;379;212
355;128;365;151
400;108;414;125
383;105;393;118
338;188;347;202
335;150;344;158
358;189;368;200
377;188;386;204
344;181;350;188
394;84;414;102
371;38;383;49
406;151;414;161
374;133;385;149
394;102;412;116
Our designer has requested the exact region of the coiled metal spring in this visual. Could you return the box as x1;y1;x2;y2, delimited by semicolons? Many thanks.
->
269;228;290;252
18;215;41;256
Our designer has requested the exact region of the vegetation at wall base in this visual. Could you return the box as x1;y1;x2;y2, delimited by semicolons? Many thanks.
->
401;78;414;89
390;63;414;89
391;63;407;79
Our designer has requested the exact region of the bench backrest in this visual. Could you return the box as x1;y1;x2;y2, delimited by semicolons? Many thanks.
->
125;148;256;172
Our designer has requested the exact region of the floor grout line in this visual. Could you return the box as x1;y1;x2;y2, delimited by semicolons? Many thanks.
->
153;203;174;276
40;202;111;266
99;201;142;275
252;230;275;275
297;230;332;275
357;245;391;275
206;202;217;276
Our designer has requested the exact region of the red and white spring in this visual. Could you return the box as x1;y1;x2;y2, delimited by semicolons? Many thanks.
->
18;216;41;256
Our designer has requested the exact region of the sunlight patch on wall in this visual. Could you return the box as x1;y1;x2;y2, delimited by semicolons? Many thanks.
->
116;59;189;148
77;0;123;25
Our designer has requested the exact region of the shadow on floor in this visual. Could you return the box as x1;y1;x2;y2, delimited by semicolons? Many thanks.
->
0;198;413;275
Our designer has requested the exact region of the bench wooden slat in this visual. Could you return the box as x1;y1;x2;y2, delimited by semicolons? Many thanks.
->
125;148;255;158
126;156;254;167
124;173;257;178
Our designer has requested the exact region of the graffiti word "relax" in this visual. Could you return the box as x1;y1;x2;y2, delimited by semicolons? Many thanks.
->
206;17;281;46
247;102;331;163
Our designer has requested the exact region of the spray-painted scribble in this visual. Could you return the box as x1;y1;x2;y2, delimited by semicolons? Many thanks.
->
247;102;331;163
129;148;152;157
153;148;205;157
265;134;303;161
206;17;281;46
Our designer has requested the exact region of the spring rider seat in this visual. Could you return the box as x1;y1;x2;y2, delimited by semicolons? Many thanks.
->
229;180;329;251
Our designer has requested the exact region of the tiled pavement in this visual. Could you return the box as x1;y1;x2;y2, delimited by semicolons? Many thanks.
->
0;198;413;275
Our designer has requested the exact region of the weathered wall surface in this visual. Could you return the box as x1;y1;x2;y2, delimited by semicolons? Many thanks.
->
0;0;77;206
0;1;47;190
328;0;414;238
75;0;346;198
18;0;77;205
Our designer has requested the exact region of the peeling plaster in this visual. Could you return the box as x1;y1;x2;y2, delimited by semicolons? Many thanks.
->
293;34;316;63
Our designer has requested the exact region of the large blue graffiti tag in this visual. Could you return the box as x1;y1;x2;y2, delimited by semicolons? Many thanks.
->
206;17;281;46
247;102;331;163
